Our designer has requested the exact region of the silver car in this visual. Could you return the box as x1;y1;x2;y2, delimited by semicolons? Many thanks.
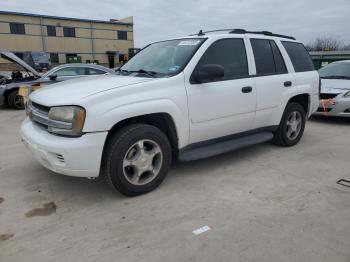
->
0;50;114;109
315;60;350;117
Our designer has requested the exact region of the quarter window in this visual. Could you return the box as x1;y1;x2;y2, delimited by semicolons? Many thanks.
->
47;25;56;36
251;39;287;75
194;38;249;81
10;23;25;34
282;41;314;72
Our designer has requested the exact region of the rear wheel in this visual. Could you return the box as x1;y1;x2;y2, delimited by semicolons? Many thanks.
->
7;90;24;110
102;124;172;196
273;102;306;147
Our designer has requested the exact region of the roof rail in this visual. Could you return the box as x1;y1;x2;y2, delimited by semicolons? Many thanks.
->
189;29;295;40
229;29;296;40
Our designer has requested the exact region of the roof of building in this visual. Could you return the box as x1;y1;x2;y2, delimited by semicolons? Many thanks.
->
0;10;133;26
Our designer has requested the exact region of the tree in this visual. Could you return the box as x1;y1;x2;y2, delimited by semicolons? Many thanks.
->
306;37;344;51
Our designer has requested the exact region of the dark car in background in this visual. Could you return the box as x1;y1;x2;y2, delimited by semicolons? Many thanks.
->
22;51;51;72
0;50;114;109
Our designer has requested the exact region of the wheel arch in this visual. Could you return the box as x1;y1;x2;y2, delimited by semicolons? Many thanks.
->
102;113;180;159
287;93;310;115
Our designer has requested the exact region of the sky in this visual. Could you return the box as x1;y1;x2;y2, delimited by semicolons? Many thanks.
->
1;0;350;48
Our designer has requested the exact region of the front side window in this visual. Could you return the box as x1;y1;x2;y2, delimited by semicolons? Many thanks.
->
63;27;76;37
282;41;314;72
194;38;249;81
10;23;25;34
120;38;206;77
55;67;86;77
88;68;107;75
319;63;350;79
251;39;287;75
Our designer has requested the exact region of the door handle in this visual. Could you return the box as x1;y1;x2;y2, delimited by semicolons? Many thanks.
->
284;81;292;87
241;86;253;93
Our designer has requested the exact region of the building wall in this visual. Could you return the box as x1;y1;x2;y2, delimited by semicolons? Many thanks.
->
0;12;134;70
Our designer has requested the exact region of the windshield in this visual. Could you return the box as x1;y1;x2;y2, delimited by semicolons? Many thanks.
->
319;63;350;79
120;38;206;77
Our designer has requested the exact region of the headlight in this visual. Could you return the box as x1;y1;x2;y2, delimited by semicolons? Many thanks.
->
48;106;85;137
344;91;350;97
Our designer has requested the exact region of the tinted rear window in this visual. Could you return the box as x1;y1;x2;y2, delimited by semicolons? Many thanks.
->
282;42;314;72
251;39;287;75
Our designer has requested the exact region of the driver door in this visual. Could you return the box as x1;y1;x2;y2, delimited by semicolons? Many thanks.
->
185;38;256;144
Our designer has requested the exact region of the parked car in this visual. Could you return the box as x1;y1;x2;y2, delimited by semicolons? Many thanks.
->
314;60;350;117
0;49;114;109
22;51;51;72
21;29;319;196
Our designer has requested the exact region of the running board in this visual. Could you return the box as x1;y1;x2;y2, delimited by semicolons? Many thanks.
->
178;132;273;162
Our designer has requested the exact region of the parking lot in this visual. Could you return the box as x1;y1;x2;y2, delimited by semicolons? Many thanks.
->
0;109;349;262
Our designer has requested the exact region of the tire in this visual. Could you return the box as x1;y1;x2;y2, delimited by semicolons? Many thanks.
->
273;102;306;147
7;90;24;110
101;124;172;196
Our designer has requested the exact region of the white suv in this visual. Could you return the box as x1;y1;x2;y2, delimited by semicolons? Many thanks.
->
21;29;320;196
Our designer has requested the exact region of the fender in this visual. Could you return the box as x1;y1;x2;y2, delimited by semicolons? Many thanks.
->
83;98;190;149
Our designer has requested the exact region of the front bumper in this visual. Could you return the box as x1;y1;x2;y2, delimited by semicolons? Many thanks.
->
20;118;108;177
314;96;350;117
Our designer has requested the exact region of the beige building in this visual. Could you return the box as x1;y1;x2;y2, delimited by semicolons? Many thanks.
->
0;11;134;69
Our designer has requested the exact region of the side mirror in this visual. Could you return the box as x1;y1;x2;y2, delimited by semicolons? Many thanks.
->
191;64;224;84
49;74;58;81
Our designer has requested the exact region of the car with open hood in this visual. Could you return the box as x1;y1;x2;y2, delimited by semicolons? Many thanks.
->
0;50;114;109
314;60;350;117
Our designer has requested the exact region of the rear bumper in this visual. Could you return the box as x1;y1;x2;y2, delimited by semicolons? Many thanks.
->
20;118;108;177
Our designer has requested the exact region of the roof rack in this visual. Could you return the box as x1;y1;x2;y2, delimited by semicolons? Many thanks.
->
190;29;295;40
230;29;295;40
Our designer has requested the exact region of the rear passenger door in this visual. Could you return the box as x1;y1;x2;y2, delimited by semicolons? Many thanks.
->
249;38;294;128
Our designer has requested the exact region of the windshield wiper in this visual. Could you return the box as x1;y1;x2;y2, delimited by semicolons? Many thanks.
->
321;76;350;80
130;69;158;78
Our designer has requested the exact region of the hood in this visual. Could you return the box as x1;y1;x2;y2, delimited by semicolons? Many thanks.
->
30;74;155;106
0;49;41;77
321;78;350;94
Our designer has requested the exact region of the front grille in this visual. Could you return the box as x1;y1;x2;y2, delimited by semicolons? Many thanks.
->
29;101;50;129
320;93;339;100
31;101;50;114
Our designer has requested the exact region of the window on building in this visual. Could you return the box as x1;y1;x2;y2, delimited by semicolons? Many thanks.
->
63;27;76;37
117;31;128;40
47;25;56;36
10;23;25;35
282;41;315;72
194;38;249;81
50;53;59;63
251;39;287;75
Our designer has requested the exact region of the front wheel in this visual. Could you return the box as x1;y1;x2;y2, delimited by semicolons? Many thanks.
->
273;102;306;147
8;90;24;109
101;124;172;196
